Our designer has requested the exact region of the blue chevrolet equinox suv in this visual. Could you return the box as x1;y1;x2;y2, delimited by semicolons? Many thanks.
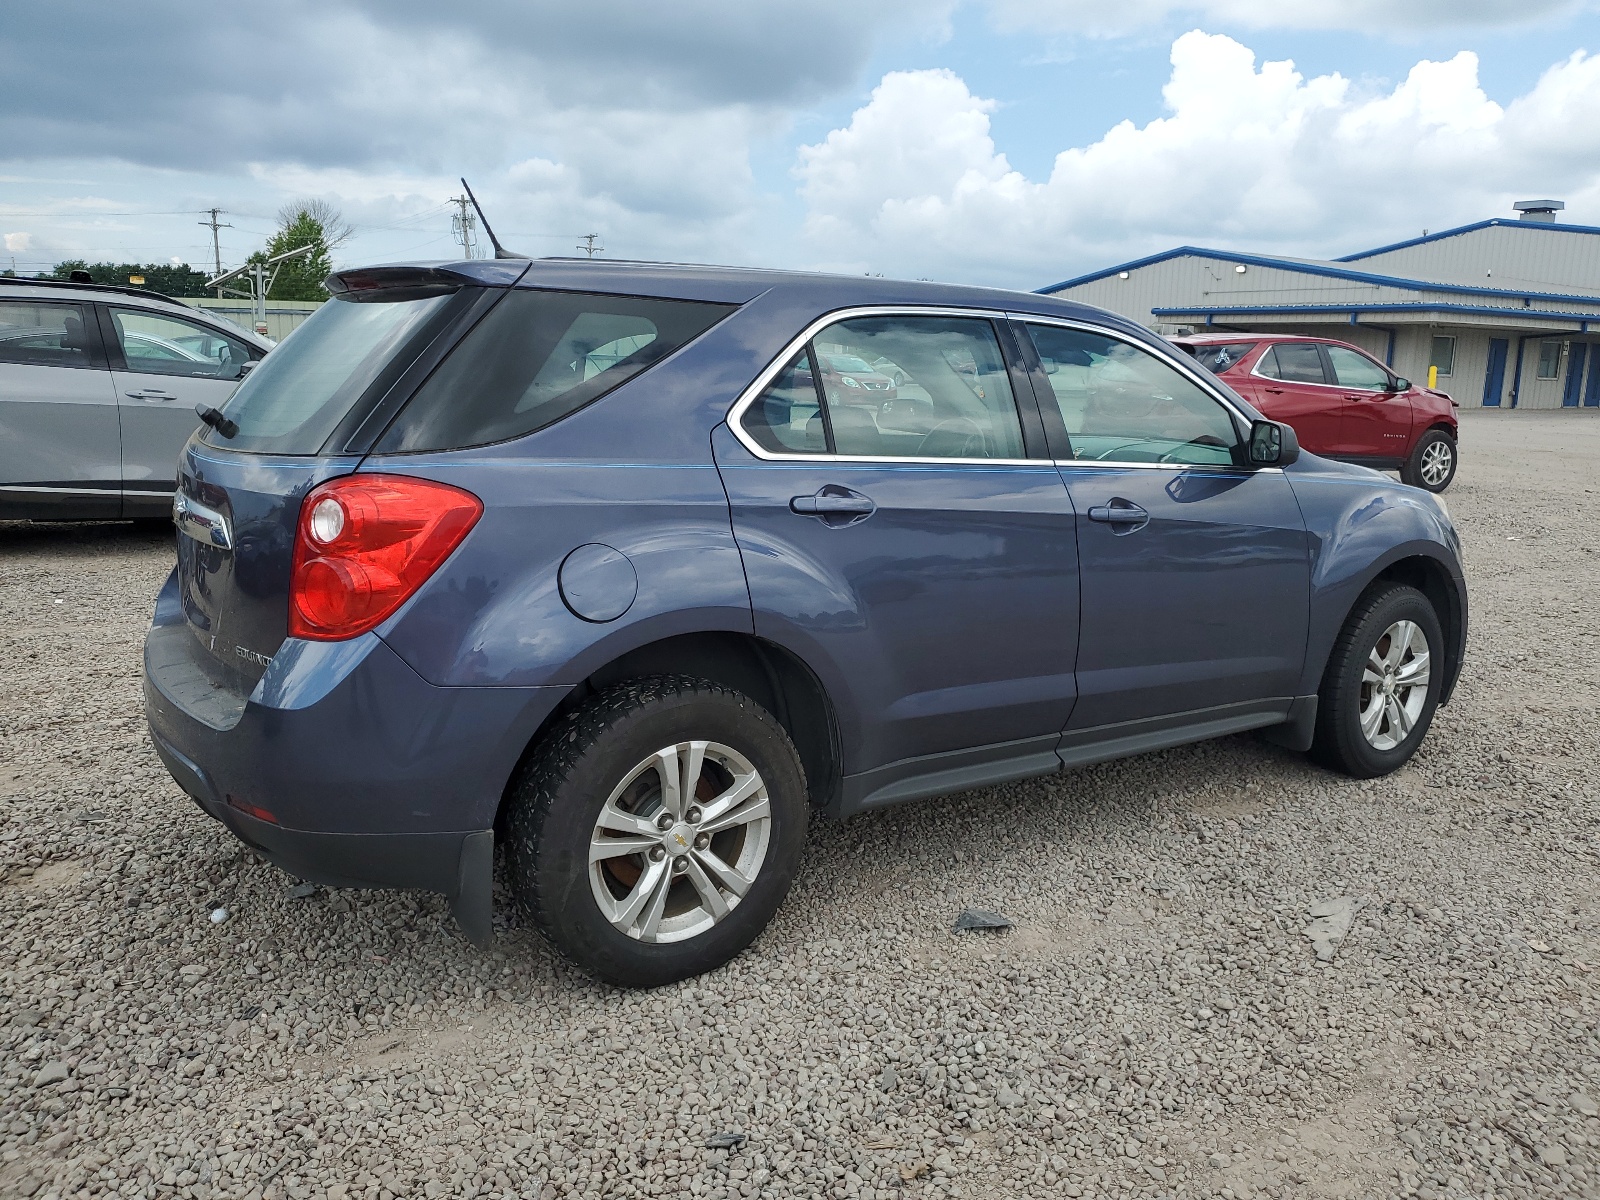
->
144;258;1467;986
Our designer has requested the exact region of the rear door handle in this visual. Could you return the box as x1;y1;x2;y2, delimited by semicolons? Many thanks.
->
1263;386;1285;394
126;389;176;401
1087;500;1150;531
790;486;875;526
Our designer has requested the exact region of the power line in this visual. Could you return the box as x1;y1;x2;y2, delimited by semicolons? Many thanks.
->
577;233;605;258
0;209;201;219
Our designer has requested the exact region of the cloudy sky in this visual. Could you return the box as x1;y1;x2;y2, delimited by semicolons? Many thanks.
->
3;0;1599;289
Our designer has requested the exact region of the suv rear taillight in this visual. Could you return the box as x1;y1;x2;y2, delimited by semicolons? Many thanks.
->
288;475;482;641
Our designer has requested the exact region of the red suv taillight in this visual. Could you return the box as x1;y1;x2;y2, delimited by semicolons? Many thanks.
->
288;474;483;641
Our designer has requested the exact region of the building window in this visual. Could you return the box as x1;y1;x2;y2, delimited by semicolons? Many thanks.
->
1536;341;1562;380
1429;335;1455;377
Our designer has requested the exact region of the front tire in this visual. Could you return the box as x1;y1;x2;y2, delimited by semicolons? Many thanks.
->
1401;429;1456;492
506;676;808;987
1310;584;1442;778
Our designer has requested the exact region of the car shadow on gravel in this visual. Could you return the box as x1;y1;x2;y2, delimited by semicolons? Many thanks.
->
0;518;174;552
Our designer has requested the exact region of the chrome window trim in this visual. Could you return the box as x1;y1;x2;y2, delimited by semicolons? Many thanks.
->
1249;341;1394;394
725;305;1039;467
1249;342;1341;390
1054;459;1283;475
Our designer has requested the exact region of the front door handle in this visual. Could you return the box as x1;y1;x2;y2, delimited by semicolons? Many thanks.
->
1087;499;1150;532
126;389;176;401
1263;386;1285;394
790;485;875;527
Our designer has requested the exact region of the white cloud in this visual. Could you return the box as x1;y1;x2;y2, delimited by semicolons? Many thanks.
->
794;32;1600;285
4;232;31;252
988;0;1586;36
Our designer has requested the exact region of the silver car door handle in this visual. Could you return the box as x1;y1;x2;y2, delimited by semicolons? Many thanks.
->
126;389;176;401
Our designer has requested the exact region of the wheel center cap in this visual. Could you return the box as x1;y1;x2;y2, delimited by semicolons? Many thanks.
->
666;823;695;852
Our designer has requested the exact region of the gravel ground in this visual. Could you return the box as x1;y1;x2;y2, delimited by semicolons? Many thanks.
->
2;410;1598;1200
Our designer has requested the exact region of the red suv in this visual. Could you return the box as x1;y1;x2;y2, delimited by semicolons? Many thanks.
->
1173;334;1459;492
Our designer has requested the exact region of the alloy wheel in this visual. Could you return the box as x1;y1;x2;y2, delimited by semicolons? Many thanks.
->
1419;440;1453;487
587;740;772;943
1357;620;1431;751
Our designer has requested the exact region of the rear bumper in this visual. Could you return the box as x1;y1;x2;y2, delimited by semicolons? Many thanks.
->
143;569;569;938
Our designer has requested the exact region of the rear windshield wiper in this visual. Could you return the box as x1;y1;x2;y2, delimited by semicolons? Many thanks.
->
196;404;238;439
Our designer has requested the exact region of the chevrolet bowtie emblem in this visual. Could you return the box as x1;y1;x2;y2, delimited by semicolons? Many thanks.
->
673;832;688;847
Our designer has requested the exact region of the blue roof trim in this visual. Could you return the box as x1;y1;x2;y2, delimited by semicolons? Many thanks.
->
1152;301;1599;326
1337;217;1600;262
1038;244;1600;306
1038;246;1213;293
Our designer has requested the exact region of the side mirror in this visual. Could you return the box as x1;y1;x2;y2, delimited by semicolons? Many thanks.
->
1388;377;1410;391
1248;419;1300;466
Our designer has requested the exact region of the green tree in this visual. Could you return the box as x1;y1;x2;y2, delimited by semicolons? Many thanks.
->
43;260;212;296
244;200;350;300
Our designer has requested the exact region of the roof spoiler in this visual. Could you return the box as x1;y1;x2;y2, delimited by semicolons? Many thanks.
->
461;178;527;260
324;265;469;298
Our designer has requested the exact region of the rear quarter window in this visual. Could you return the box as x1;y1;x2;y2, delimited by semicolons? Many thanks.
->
1185;342;1256;374
375;290;736;453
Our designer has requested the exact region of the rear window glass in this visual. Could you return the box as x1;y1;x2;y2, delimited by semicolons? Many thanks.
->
375;289;736;453
204;291;455;453
1258;343;1328;385
1184;342;1255;374
0;301;99;370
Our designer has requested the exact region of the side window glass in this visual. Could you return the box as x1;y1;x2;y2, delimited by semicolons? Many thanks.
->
1264;343;1329;385
1326;345;1391;391
380;290;734;453
814;315;1023;459
1025;324;1241;466
0;301;98;369
111;308;253;380
744;347;825;454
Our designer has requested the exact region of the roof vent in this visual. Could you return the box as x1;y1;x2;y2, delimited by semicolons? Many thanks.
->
1514;199;1564;223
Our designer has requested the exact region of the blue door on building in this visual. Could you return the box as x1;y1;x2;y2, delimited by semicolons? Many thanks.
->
1588;346;1600;407
1564;343;1588;407
1483;338;1508;407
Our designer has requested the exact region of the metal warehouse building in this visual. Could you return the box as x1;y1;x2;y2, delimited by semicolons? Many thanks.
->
1041;201;1600;410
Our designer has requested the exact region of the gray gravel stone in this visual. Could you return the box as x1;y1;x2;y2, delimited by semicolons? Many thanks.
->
0;412;1596;1200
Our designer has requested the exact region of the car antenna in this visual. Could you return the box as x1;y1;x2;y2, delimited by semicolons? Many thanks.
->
459;178;526;260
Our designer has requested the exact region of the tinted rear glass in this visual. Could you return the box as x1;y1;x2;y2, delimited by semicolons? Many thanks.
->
1185;342;1255;374
375;289;735;453
201;291;456;453
1259;343;1328;385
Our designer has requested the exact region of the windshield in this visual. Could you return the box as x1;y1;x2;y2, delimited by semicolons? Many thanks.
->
203;291;455;453
825;355;875;373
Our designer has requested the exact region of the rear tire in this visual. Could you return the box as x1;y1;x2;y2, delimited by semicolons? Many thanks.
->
1310;584;1442;778
505;675;808;987
1401;429;1456;492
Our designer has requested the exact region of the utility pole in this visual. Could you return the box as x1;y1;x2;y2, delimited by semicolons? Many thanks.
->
199;208;231;296
577;233;604;258
450;194;479;258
